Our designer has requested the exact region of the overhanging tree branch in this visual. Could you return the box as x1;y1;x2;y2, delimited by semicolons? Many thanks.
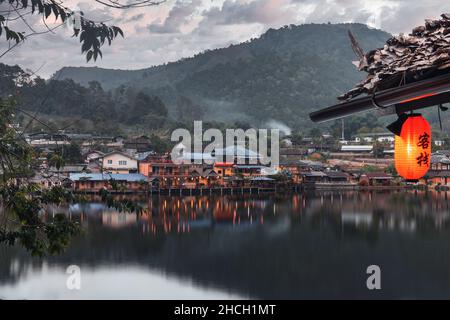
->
0;0;131;61
94;0;167;8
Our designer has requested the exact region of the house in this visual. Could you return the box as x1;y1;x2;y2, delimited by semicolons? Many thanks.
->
105;136;125;148
360;172;393;186
430;153;450;170
280;147;308;158
298;160;325;171
102;151;138;174
86;161;102;173
341;145;373;153
421;153;450;185
26;132;71;148
66;133;93;144
250;176;276;187
279;160;302;183
123;135;153;153
325;171;350;183
213;162;234;177
178;152;215;164
214;145;261;164
85;150;105;163
301;171;327;183
423;170;450;185
356;132;395;144
233;165;265;177
187;168;221;187
49;164;88;177
29;174;69;189
139;154;201;187
135;151;155;162
435;140;445;147
69;173;148;192
170;142;215;164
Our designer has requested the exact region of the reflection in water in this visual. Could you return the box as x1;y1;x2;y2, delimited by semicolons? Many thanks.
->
2;190;450;299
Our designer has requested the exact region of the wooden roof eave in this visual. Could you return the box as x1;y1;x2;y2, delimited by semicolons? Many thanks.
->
310;73;450;123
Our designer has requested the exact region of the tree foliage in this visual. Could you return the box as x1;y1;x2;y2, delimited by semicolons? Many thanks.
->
0;98;81;255
0;97;149;255
0;64;173;134
0;0;128;61
53;23;391;130
0;1;167;256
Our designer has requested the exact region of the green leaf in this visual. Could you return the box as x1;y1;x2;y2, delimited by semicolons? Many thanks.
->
51;4;59;21
81;39;91;53
116;27;124;38
44;4;52;19
86;50;93;62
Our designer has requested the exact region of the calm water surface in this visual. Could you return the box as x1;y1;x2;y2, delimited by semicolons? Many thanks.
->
2;190;450;299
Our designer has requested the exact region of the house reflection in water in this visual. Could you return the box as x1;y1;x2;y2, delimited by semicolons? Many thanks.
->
139;195;269;235
11;189;450;300
61;190;450;237
102;210;138;228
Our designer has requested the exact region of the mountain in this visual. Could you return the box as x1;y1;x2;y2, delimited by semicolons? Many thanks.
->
54;23;391;129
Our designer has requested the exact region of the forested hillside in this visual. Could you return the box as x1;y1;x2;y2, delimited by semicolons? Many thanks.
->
53;23;391;129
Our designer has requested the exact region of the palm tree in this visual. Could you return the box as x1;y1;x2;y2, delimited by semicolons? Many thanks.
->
49;154;65;179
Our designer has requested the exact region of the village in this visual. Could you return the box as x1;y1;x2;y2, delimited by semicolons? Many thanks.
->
23;129;450;194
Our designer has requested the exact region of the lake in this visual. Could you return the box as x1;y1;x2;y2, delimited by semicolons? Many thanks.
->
2;190;450;299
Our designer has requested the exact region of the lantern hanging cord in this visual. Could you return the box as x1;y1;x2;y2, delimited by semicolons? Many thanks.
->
437;103;450;130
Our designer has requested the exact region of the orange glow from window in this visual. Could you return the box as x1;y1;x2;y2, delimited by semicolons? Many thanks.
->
214;162;234;167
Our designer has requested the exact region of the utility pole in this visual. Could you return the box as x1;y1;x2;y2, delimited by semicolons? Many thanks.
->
341;119;345;141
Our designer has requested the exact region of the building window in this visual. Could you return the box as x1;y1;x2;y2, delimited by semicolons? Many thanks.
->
107;160;113;165
119;160;127;166
153;166;159;174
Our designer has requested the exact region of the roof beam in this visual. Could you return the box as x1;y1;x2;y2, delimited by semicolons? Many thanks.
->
309;73;450;123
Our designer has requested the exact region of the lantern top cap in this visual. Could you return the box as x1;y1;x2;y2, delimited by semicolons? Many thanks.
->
402;113;422;117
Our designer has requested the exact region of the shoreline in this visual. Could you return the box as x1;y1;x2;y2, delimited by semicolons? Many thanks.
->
70;184;415;195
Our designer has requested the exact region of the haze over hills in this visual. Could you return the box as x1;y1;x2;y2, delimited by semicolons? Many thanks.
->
54;23;391;129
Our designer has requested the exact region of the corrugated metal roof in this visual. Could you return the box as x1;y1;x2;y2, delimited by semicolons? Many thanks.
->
431;154;450;164
326;171;349;178
234;165;265;169
364;172;393;179
70;173;148;182
301;171;327;177
250;177;275;181
341;145;373;151
215;146;260;158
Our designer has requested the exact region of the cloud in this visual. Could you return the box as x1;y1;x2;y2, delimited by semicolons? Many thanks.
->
200;0;295;26
2;0;450;78
125;13;145;23
74;1;114;22
148;0;202;33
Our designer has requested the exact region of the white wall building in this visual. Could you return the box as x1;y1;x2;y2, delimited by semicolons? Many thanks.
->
102;151;138;174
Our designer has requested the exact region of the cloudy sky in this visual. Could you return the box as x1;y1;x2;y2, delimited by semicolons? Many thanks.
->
1;0;450;77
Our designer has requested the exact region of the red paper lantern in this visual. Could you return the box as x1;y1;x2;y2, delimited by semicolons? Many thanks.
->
394;114;431;180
